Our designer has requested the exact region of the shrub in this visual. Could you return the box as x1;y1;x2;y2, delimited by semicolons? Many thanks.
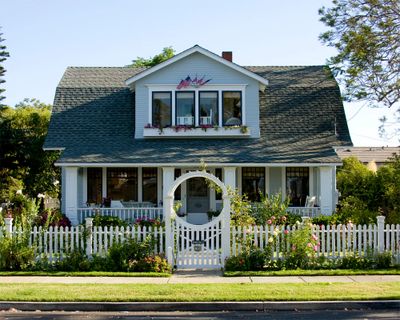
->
56;249;91;271
0;234;35;270
129;255;171;273
134;217;163;228
251;193;290;225
33;209;71;228
91;214;128;227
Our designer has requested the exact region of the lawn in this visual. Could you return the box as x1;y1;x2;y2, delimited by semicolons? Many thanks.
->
0;271;171;277
0;283;399;301
224;269;400;277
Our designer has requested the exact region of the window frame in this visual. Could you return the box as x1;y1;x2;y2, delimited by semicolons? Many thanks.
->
286;167;310;207
152;91;172;128
198;90;219;126
175;90;195;126
241;167;265;202
106;167;138;202
222;90;242;126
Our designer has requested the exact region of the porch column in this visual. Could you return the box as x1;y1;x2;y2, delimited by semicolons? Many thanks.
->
64;166;79;225
162;167;175;265
223;167;236;191
319;166;334;215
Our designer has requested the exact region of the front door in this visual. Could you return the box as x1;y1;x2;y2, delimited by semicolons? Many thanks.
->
186;177;209;224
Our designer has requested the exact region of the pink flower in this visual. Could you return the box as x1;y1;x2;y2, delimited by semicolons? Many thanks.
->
313;245;318;251
284;230;289;235
271;216;276;221
307;242;312;248
312;234;318;241
291;245;296;251
281;216;287;222
267;219;272;225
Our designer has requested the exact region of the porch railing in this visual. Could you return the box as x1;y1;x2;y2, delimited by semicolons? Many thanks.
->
286;207;321;217
77;207;164;224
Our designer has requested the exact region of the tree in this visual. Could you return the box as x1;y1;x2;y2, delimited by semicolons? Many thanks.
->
319;0;400;108
0;99;60;202
128;47;175;68
0;27;10;104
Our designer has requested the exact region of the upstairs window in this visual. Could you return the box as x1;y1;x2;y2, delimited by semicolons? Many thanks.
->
199;91;218;126
152;92;171;128
176;91;195;126
223;91;242;126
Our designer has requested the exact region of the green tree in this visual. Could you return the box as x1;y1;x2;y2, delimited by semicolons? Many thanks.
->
0;27;10;104
319;0;400;108
128;47;175;67
0;98;60;202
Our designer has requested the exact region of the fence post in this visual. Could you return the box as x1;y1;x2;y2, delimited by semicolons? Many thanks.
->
4;218;13;236
377;215;385;253
85;217;93;258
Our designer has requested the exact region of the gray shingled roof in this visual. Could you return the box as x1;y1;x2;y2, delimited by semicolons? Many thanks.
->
44;65;352;164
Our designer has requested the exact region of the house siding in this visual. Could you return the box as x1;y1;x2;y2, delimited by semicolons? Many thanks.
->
134;52;260;139
269;167;282;195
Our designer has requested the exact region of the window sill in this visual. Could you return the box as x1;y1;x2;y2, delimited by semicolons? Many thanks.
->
143;126;251;138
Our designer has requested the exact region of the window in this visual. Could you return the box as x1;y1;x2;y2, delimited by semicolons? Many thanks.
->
176;91;195;125
152;92;171;128
199;91;218;125
215;168;222;200
286;167;309;206
107;168;138;201
87;168;102;204
242;167;265;202
142;168;157;204
223;91;242;126
174;169;181;200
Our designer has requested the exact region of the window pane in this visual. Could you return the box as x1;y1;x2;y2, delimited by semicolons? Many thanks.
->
152;92;171;128
242;167;265;202
176;92;195;125
215;168;222;200
223;91;242;126
199;91;218;126
87;168;102;204
143;168;157;204
174;169;181;200
107;168;138;201
286;167;309;206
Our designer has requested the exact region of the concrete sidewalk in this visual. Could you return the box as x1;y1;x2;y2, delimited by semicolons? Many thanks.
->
0;270;399;284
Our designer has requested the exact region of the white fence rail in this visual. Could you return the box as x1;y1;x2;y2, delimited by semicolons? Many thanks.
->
286;207;321;217
231;219;400;263
77;207;164;224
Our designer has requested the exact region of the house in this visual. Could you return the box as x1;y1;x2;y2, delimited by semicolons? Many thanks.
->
44;45;352;226
336;146;400;169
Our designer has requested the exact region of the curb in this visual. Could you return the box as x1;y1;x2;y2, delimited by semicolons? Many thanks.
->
0;300;399;312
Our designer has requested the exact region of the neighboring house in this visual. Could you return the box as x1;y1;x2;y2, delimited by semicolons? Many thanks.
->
44;45;352;226
336;146;400;168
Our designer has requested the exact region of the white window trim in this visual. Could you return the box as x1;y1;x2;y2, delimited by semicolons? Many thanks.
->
146;84;247;128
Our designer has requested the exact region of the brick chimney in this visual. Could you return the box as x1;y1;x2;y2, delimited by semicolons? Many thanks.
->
222;51;232;62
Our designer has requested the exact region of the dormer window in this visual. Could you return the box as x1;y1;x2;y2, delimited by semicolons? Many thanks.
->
152;92;171;127
176;91;195;126
199;91;218;126
223;91;242;126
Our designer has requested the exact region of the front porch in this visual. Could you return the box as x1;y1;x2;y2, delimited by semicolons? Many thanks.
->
63;165;336;225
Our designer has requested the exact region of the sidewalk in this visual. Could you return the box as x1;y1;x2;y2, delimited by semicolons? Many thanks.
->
1;270;399;284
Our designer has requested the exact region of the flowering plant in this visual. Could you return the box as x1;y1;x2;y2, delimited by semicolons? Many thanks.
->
134;217;163;228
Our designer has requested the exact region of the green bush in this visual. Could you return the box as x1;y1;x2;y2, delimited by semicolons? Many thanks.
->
225;248;271;271
0;234;35;270
56;249;91;271
251;193;290;225
91;215;128;227
129;255;171;273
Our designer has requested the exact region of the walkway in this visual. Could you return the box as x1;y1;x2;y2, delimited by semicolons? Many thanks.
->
1;270;399;284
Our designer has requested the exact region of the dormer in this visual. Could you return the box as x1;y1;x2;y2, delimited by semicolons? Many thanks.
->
125;45;268;139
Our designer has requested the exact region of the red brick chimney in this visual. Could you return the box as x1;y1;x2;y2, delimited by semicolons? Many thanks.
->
222;51;232;62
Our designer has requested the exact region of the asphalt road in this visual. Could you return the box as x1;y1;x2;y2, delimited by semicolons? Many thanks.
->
1;310;399;320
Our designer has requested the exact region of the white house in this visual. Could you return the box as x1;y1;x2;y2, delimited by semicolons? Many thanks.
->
44;45;352;226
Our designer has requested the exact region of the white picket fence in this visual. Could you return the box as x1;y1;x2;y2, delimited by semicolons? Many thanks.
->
1;216;399;265
231;218;400;263
0;218;165;262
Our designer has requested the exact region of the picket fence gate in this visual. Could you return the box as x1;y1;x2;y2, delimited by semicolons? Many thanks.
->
1;216;399;265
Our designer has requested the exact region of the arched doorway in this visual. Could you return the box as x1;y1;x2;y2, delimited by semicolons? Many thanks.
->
164;170;231;269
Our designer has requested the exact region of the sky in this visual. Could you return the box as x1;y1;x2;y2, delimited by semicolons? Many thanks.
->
1;0;398;147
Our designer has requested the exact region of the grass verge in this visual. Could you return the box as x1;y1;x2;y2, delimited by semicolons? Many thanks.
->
0;271;171;277
224;269;400;277
0;283;399;301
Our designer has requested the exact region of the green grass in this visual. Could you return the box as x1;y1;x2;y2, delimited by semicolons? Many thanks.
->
224;269;400;277
0;271;171;277
0;283;399;301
